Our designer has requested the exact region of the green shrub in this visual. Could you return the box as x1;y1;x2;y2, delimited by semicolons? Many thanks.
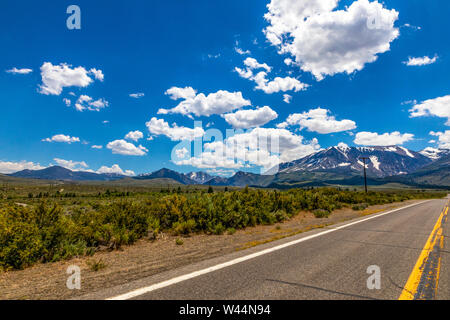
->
352;203;369;211
87;259;106;272
0;188;445;270
175;238;184;246
313;209;331;219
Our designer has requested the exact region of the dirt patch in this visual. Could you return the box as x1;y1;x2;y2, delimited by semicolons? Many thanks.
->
0;200;420;300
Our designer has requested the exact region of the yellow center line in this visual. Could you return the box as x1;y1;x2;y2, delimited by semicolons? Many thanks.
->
399;205;448;300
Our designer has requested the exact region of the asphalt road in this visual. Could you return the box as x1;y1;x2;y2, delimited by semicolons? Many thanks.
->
89;197;450;300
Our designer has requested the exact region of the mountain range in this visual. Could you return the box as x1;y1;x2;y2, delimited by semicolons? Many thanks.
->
277;145;432;178
10;166;126;181
6;146;450;188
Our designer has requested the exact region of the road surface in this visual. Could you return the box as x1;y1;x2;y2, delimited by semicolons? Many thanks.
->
83;197;450;300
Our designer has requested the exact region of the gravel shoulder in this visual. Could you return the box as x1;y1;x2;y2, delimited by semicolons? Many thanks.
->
0;200;422;300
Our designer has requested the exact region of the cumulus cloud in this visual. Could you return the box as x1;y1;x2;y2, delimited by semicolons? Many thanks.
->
63;98;71;107
158;87;251;117
91;145;103;149
106;140;148;156
264;0;400;80
89;68;104;81
42;134;80;144
243;57;272;73
6;67;33;74
403;55;438;67
146;117;205;141
253;72;309;94
222;106;278;129
175;147;189;159
38;62;103;95
124;130;144;142
176;127;321;172
409;95;450;125
96;164;135;176
278;108;356;134
74;95;109;112
354;131;414;146
283;94;292;104
430;131;450;149
53;158;89;171
165;87;197;100
0;160;46;174
235;57;308;94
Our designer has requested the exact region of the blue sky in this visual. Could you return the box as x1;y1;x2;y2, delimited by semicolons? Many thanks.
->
1;0;449;176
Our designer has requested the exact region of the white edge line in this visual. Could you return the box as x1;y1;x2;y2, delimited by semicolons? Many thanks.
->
107;200;431;300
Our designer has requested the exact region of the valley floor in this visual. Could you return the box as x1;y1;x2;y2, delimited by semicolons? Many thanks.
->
0;200;423;300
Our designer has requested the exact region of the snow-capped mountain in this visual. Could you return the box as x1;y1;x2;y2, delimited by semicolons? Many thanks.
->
136;168;216;185
278;145;432;178
419;147;450;160
186;171;214;184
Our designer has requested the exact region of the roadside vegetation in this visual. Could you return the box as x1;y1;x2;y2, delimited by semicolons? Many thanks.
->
0;184;445;271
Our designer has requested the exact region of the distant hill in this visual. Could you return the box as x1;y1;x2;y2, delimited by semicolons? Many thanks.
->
208;171;274;187
135;168;198;185
9;166;126;181
388;154;450;187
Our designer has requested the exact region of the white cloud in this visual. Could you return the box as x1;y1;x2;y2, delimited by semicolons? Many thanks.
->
176;127;320;171
403;23;421;31
354;131;414;146
6;67;33;75
253;72;309;94
283;94;292;104
409;95;450;125
146;117;205;141
430;131;450;149
158;88;251;117
0;160;46;174
63;98;71;107
129;93;145;99
175;147;189;159
206;168;236;177
75;95;109;112
404;55;438;67
39;62;103;95
243;57;272;73
124;130;144;142
165;87;197;100
91;145;103;149
89;68;104;81
278;108;356;134
97;164;135;176
284;58;294;66
106;140;148;156
42;134;80;144
235;47;251;55
222;106;278;129
53;158;89;171
235;57;308;94
264;0;400;80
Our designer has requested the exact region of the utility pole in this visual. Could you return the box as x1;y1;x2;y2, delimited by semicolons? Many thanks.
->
360;157;369;193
